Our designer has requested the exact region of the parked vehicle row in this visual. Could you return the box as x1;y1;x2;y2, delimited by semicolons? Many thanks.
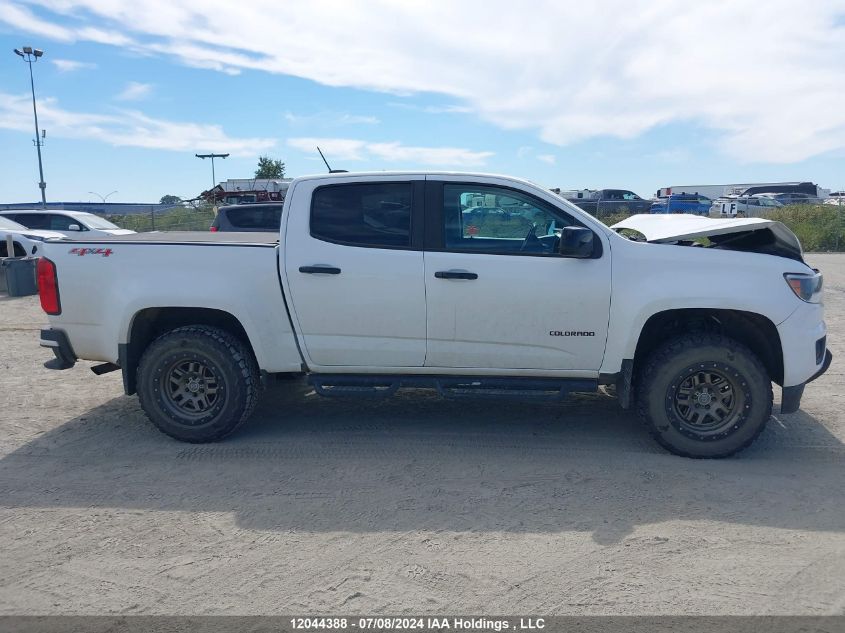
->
555;189;652;215
649;194;712;215
552;187;829;222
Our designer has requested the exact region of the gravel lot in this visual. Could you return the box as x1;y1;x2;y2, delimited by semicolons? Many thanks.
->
1;254;843;615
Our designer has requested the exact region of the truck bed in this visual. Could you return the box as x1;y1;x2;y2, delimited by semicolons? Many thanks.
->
39;231;300;374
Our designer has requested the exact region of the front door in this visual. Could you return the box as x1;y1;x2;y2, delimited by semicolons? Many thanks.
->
284;177;427;368
424;179;611;371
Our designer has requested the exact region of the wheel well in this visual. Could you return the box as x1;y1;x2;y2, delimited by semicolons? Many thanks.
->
121;307;255;395
633;309;783;386
0;240;26;257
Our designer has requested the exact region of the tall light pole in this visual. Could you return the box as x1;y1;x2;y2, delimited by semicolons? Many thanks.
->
13;46;47;209
195;153;229;204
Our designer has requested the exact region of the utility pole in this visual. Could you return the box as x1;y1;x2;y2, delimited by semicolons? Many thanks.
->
195;153;229;205
13;46;47;209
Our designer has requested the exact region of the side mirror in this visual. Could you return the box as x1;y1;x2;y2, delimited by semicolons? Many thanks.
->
559;226;594;258
67;224;82;231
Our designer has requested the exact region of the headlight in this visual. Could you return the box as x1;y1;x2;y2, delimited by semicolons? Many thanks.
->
784;271;823;303
22;234;45;242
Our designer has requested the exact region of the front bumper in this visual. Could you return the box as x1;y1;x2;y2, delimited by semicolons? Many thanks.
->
781;348;832;414
40;328;76;370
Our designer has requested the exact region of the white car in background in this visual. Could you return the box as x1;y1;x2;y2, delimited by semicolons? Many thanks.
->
0;209;135;238
0;216;65;257
710;195;783;217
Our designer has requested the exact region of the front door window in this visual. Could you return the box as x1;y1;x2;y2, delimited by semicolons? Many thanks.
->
443;184;575;256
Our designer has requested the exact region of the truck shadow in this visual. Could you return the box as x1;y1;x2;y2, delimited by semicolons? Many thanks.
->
1;379;843;544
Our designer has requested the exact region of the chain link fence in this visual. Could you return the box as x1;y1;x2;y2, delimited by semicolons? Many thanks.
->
103;203;216;233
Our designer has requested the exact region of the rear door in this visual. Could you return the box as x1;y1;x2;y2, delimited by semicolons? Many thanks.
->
283;176;427;368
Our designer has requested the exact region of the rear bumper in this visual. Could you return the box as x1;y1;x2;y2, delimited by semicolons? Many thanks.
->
781;348;832;414
40;328;76;370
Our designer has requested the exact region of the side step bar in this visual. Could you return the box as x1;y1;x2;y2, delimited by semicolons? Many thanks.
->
309;374;597;401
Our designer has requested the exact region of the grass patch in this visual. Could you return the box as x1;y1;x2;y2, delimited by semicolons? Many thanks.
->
765;204;845;252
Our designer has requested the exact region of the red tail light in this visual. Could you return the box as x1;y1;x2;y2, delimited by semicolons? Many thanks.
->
209;226;218;232
37;257;61;315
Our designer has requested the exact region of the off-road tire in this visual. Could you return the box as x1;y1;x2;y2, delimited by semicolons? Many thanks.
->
137;325;259;443
637;333;772;458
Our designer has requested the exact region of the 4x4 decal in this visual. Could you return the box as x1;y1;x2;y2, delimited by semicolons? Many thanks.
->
69;247;113;257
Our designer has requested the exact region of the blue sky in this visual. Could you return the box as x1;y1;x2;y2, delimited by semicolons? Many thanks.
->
1;1;844;203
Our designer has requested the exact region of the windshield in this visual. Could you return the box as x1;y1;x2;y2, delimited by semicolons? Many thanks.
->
75;213;121;230
0;217;28;231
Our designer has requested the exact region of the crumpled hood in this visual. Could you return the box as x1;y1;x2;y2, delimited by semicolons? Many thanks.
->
611;214;803;260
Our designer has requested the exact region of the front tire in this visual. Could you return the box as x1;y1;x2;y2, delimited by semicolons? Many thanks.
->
637;333;772;458
137;326;259;442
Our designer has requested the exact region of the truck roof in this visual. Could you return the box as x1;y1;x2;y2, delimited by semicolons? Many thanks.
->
291;170;541;184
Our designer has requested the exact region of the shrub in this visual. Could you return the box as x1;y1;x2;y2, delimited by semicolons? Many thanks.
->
600;211;633;227
764;204;845;252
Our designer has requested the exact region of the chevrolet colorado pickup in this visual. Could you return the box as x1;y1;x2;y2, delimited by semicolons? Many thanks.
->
36;172;831;458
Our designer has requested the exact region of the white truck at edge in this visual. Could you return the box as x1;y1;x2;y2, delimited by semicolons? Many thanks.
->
37;172;830;458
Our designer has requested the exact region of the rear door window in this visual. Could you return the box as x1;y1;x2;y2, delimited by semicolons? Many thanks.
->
310;183;412;248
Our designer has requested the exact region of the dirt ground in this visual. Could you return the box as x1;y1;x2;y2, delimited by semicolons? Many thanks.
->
0;255;843;616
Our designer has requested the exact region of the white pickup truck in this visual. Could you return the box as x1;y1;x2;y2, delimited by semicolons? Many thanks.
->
36;172;831;458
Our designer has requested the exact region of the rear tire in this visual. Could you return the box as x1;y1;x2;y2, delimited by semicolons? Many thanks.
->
637;333;772;458
137;325;258;442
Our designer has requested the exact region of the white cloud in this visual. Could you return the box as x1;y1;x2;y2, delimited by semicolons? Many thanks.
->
0;2;73;41
51;58;96;72
517;146;533;159
283;111;379;126
387;102;473;115
115;81;153;101
0;92;275;156
287;137;493;167
5;1;845;162
537;154;556;165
